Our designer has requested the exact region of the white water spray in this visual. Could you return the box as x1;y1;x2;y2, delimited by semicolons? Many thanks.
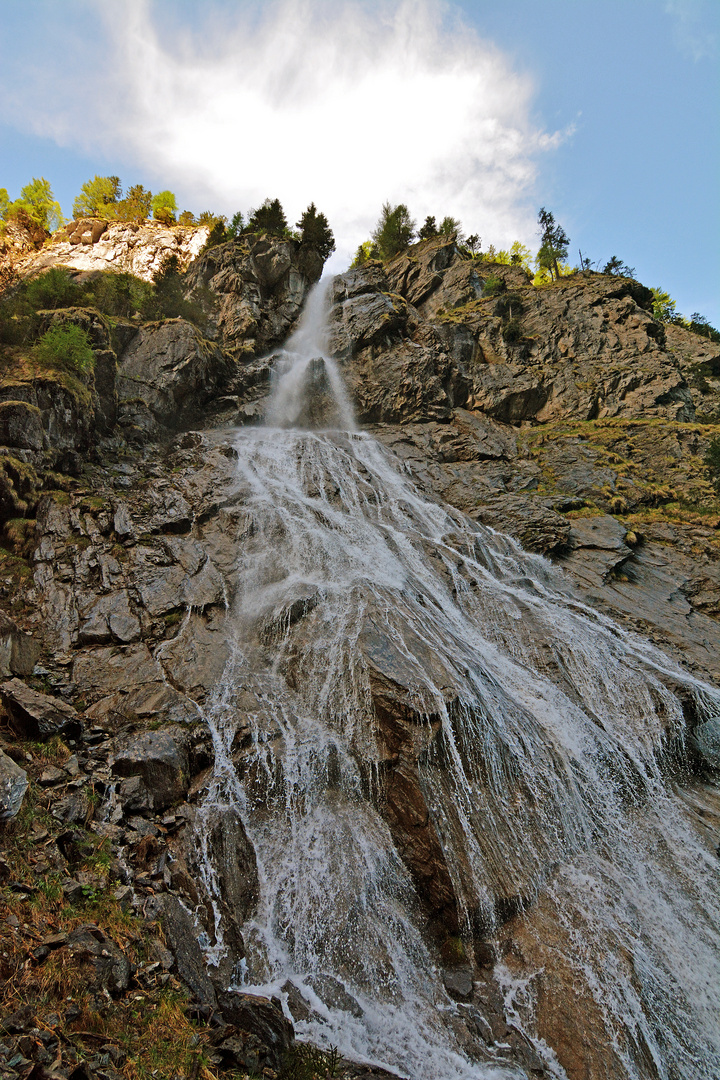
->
265;277;355;431
194;281;720;1080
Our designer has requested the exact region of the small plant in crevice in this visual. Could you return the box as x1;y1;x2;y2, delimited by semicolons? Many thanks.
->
493;293;524;321
278;1042;341;1079
482;275;504;297
502;318;524;343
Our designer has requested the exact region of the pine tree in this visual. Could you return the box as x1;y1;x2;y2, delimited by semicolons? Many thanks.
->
537;207;569;280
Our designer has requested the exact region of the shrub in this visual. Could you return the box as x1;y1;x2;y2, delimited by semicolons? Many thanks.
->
81;271;154;319
24;267;78;310
689;313;720;343
152;254;204;322
482;275;504;296
494;293;524;320
35;323;95;376
200;219;229;251
502;318;523;343
197;210;225;227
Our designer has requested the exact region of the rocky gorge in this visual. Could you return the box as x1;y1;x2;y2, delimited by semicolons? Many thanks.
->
0;222;718;1080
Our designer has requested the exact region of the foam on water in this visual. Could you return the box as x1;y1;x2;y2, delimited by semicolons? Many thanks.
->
193;282;720;1079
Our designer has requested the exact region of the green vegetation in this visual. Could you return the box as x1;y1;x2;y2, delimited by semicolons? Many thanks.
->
482;275;503;296
350;239;377;268
536;207;569;281
418;214;463;241
199;197;336;261
1;177;64;233
72;174;122;218
151;189;177;224
648;287;719;340
279;1042;341;1079
522;418;720;528
35;323;95;376
603;255;636;277
0;256;204;357
651;286;677;323
296;201;335;259
688;313;720;343
372;201;416;259
151;253;204;321
247;196;288;235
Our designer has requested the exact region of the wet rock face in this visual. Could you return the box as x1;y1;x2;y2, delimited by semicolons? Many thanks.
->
328;266;469;423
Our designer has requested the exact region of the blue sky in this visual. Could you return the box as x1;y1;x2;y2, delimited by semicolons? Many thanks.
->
1;0;718;325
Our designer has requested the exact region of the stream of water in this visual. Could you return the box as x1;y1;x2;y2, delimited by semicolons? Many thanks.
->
194;281;720;1079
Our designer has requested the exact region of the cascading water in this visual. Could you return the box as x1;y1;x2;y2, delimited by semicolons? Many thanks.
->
193;280;720;1079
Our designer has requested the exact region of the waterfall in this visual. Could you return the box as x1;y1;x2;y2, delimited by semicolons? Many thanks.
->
194;280;720;1080
264;277;356;431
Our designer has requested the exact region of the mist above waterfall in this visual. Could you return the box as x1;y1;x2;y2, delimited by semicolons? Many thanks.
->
192;279;720;1080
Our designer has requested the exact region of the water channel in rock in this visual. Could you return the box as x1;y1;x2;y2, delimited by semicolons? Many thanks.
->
192;280;720;1079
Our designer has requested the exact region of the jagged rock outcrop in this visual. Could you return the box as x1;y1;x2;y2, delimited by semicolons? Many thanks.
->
186;234;324;357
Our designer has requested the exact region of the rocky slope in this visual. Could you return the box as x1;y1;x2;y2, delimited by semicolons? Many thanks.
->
0;230;718;1080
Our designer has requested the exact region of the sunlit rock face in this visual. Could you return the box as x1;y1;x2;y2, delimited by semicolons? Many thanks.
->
16;219;210;280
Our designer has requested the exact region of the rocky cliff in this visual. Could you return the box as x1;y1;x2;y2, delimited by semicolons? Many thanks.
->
0;231;718;1080
8;218;211;281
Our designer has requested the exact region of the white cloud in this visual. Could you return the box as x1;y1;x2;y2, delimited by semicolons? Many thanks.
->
6;0;566;266
664;0;717;61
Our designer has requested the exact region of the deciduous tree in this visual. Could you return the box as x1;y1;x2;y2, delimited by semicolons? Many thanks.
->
72;175;121;219
151;190;177;224
651;287;676;323
10;178;64;232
